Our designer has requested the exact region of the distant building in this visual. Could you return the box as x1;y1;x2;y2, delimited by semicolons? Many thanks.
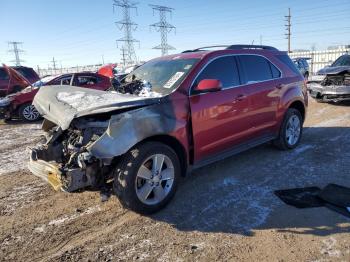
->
289;45;350;74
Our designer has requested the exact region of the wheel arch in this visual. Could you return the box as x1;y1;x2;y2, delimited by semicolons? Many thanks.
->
288;100;306;122
141;134;188;176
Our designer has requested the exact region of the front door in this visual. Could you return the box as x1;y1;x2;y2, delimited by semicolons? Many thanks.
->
189;56;252;162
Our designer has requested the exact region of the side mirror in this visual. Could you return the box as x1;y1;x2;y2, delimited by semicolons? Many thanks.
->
196;79;222;92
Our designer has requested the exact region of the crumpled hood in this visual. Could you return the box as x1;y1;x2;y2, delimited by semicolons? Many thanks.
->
318;66;350;75
33;85;162;130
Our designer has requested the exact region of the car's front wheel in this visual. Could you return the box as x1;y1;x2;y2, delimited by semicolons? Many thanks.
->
113;142;180;214
273;108;303;150
19;103;40;122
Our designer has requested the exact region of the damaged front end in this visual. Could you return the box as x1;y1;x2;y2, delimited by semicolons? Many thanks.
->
28;118;111;192
309;69;350;102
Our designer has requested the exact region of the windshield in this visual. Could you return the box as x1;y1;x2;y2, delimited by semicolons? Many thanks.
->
128;58;199;94
331;55;350;67
33;75;57;87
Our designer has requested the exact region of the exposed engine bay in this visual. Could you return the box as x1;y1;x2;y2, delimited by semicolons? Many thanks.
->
308;70;350;102
30;118;112;192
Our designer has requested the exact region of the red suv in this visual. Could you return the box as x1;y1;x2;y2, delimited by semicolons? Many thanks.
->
28;45;307;214
0;65;39;97
0;72;112;121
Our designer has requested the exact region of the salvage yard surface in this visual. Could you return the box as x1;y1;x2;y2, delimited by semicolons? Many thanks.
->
0;98;350;261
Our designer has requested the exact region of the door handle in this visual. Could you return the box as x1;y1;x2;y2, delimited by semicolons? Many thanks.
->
233;94;246;102
276;84;283;90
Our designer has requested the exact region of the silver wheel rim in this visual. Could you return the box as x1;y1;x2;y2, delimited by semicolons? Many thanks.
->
22;105;39;121
286;115;301;146
135;154;175;205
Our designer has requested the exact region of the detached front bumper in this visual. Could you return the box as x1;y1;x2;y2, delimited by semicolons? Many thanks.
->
308;83;350;102
28;148;91;192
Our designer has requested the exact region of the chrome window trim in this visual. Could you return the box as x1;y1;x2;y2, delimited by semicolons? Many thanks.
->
189;53;283;96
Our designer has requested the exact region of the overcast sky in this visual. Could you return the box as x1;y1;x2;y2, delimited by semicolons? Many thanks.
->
0;0;349;68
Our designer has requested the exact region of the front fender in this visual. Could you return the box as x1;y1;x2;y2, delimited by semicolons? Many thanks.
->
87;102;178;159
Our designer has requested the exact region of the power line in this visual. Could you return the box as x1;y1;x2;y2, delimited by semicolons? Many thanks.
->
8;41;25;66
149;5;176;56
113;0;139;65
285;8;291;53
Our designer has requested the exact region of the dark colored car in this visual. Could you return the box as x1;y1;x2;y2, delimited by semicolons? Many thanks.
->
0;72;112;121
0;65;39;97
308;54;350;102
28;45;307;214
292;57;310;79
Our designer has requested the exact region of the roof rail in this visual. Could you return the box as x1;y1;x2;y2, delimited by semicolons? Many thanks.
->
226;45;278;51
182;45;229;53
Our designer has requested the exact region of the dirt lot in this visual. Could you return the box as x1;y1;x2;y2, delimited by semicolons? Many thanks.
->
0;97;349;262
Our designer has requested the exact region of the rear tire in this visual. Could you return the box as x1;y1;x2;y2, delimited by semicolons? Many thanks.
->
19;103;40;122
273;108;303;150
113;142;180;214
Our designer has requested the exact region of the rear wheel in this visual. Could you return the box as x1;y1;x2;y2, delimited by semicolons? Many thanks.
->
19;103;40;122
113;142;180;214
273;108;303;150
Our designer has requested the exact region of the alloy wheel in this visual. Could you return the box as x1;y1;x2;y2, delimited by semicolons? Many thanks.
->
22;105;40;121
286;115;301;146
135;154;175;205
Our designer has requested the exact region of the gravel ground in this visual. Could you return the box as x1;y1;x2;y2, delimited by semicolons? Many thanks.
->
0;98;349;261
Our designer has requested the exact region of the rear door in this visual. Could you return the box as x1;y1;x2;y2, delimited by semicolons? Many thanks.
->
189;56;252;162
237;55;282;136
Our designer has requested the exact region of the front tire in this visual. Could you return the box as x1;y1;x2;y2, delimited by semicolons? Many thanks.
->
113;142;180;214
273;108;303;150
19;103;40;122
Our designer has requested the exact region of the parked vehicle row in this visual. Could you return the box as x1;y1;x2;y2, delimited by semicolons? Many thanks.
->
0;70;111;121
27;44;308;214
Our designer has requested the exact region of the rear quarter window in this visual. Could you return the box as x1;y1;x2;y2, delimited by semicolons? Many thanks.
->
276;55;301;75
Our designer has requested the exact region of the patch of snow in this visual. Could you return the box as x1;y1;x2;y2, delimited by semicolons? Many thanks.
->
0;123;43;175
291;144;315;154
321;237;341;257
34;205;101;232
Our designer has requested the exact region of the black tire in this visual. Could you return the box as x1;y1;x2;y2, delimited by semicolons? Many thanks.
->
113;142;180;214
273;108;303;150
19;103;40;122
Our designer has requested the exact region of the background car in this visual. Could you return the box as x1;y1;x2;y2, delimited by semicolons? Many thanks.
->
292;57;310;79
0;72;112;121
0;65;39;97
308;54;350;102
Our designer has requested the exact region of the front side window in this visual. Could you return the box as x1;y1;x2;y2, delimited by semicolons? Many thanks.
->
238;55;278;84
51;75;72;85
194;56;240;89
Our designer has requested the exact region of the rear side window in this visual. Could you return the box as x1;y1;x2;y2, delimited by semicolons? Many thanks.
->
0;68;9;80
276;55;301;75
13;67;36;79
195;56;240;89
77;76;99;85
238;55;279;84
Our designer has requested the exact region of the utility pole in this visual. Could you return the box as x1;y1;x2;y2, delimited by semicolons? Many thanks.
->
113;0;139;65
285;8;291;53
149;5;176;56
51;57;57;75
260;35;263;45
8;41;24;66
101;55;105;64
